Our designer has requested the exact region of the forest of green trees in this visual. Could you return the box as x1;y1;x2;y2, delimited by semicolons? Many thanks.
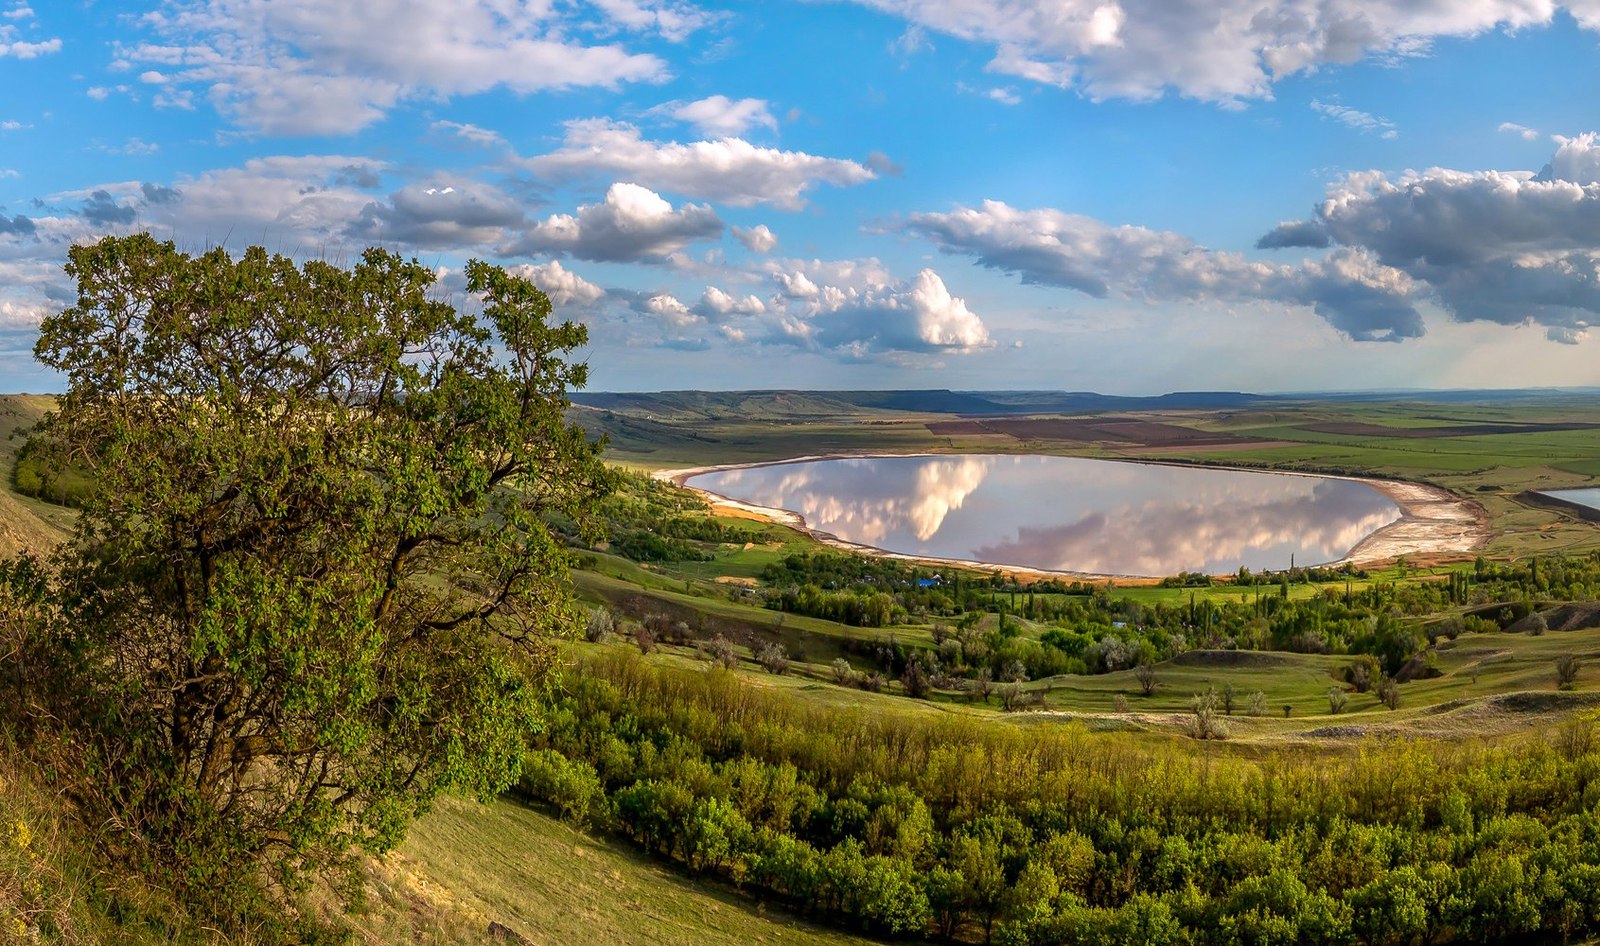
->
752;549;1600;687
523;649;1600;945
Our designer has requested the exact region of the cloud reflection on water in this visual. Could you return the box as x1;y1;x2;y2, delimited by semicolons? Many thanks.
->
707;455;994;544
691;455;1400;577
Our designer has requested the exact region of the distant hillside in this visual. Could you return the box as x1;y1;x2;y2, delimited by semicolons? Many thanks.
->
569;388;1272;419
572;387;1600;421
569;390;881;421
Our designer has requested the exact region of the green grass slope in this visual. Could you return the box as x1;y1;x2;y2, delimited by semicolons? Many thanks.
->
393;797;878;946
0;395;72;554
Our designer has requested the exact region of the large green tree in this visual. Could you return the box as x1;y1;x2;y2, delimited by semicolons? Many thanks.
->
19;233;608;894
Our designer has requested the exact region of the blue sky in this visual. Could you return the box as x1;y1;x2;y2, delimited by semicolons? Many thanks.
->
4;1;1600;394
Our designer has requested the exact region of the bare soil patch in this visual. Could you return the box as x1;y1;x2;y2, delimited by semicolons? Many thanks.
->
1302;421;1600;439
925;420;990;437
1340;479;1488;566
1507;603;1600;633
933;417;1265;447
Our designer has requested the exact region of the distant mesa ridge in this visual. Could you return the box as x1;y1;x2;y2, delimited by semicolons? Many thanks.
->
568;388;1268;417
568;387;1599;418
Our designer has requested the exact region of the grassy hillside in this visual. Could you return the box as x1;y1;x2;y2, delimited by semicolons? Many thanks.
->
0;395;72;554
391;798;878;946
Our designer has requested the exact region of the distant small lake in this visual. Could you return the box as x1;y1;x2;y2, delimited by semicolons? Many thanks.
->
687;455;1402;578
1540;488;1600;513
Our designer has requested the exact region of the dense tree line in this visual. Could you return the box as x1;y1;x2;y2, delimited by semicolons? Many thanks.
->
759;551;1600;684
525;650;1600;945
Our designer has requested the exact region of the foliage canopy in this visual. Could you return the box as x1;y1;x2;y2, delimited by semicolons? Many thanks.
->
13;233;607;896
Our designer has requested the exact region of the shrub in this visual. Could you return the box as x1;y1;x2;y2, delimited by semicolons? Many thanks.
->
1557;654;1582;690
1187;688;1230;740
1346;655;1379;693
586;607;617;643
1377;675;1402;711
756;642;790;675
706;635;739;670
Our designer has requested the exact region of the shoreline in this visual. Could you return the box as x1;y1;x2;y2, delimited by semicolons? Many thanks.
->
652;452;1491;583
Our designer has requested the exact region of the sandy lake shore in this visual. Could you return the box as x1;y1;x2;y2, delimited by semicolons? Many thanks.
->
652;454;1491;583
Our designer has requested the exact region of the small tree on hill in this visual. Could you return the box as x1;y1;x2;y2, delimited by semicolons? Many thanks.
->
706;635;739;669
1377;675;1402;711
1135;661;1159;697
969;666;995;704
7;234;609;909
1347;656;1378;694
1187;688;1229;740
756;642;789;675
586;607;617;643
902;654;936;699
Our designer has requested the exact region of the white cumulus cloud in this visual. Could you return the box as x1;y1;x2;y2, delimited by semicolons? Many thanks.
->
119;0;694;135
1499;121;1540;141
732;224;778;253
908;199;1424;341
507;181;722;263
349;178;525;250
845;0;1600;104
524;119;876;209
511;260;605;307
667;95;777;137
1259;132;1600;342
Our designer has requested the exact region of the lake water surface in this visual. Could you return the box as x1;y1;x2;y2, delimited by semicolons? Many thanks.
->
687;455;1402;577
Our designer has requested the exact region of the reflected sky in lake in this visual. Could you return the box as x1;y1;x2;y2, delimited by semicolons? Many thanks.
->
688;455;1402;577
1541;488;1600;512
